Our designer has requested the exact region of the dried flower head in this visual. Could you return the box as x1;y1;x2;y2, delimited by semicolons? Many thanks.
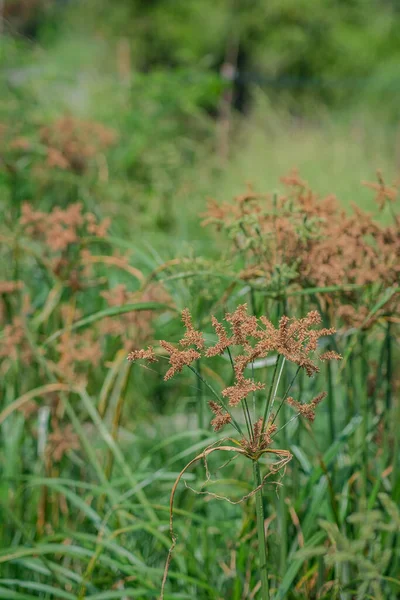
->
362;170;398;210
127;306;339;435
40;116;117;174
180;308;204;350
209;401;232;432
127;347;158;363
202;172;400;328
319;351;342;361
160;341;201;381
222;376;265;407
286;392;327;422
206;317;233;357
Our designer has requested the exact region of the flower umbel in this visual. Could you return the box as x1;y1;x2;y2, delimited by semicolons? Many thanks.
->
127;305;340;439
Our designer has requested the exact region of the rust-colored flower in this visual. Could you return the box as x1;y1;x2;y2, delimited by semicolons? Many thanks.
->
180;308;204;350
286;392;327;422
222;377;265;407
127;347;158;363
209;401;232;432
160;341;201;381
206;317;233;357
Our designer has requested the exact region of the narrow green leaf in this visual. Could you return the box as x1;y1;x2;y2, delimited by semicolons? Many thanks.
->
44;302;174;345
274;532;326;600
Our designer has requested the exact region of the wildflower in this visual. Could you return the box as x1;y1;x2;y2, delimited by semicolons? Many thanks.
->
40;116;117;175
56;329;102;379
241;417;277;454
127;347;158;363
86;213;111;237
222;377;264;407
206;316;233;357
180;308;204;350
202;172;400;307
280;168;307;188
209;401;232;432
319;351;342;361
160;341;201;381
362;170;398;210
225;303;259;347
0;317;31;363
286;392;327;422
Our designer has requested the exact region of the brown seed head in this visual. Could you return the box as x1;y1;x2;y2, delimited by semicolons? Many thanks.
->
208;401;232;432
180;308;204;350
287;391;327;422
161;341;200;381
127;347;158;363
206;316;233;357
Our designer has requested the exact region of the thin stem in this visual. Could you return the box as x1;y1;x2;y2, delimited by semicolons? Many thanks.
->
360;332;368;504
262;356;285;439
226;346;235;372
196;358;204;430
327;360;335;443
243;400;253;440
269;357;286;420
274;412;299;435
252;361;256;420
187;364;244;437
260;355;281;433
271;366;300;425
253;461;270;600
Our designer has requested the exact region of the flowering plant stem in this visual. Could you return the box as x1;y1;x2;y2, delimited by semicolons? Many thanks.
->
253;460;270;600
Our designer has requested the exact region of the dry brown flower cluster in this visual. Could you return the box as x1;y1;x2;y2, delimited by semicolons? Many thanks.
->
208;401;232;432
244;417;278;454
202;170;400;306
0;316;32;365
49;304;102;380
20;202;110;252
286;391;327;423
47;422;80;463
128;305;341;439
56;329;102;380
362;169;398;210
39;116;117;174
19;202;111;287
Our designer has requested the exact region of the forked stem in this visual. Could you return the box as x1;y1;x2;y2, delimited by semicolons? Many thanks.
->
253;460;270;600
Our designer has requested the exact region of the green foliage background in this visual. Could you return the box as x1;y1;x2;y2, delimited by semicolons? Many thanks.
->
0;2;399;599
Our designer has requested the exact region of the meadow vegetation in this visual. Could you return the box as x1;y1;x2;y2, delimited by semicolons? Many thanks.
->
0;2;399;599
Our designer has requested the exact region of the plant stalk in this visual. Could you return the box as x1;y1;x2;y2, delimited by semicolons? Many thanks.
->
253;460;270;600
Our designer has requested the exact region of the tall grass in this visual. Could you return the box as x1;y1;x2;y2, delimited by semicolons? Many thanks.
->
1;29;399;599
1;160;398;599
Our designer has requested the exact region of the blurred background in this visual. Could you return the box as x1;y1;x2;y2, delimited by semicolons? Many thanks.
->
1;3;400;600
2;0;400;244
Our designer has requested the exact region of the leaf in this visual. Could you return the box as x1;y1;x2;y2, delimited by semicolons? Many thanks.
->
274;532;326;600
44;302;175;345
0;581;76;600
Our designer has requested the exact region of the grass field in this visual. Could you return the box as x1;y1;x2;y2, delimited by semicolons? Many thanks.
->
1;19;399;600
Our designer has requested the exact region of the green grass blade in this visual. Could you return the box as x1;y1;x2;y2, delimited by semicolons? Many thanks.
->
44;302;174;345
